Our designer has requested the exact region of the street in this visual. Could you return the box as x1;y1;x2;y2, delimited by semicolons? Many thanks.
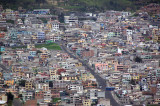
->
60;42;120;106
13;99;22;106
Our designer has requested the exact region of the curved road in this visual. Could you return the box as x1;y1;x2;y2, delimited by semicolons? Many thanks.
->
60;43;120;106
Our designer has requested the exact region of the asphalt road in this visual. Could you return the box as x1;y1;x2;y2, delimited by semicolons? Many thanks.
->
60;43;120;106
13;99;22;106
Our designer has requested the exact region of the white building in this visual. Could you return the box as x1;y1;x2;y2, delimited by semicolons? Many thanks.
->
51;20;60;31
64;14;78;26
68;84;83;94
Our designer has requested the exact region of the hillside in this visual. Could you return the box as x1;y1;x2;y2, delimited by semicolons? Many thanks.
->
0;0;47;10
58;0;133;11
57;0;160;12
0;0;160;12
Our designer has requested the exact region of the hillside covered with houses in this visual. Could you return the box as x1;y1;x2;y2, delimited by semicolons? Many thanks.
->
0;2;159;106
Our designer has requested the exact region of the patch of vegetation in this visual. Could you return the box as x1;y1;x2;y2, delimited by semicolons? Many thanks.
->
52;98;61;103
132;13;139;17
49;81;53;88
39;18;48;23
6;20;14;24
6;92;14;106
8;100;13;106
18;94;22;98
35;43;61;50
58;13;64;23
130;79;136;85
144;37;151;41
11;46;27;49
3;84;9;88
1;0;160;12
0;0;46;10
36;50;43;54
19;80;26;87
59;0;135;12
134;56;142;63
62;0;160;12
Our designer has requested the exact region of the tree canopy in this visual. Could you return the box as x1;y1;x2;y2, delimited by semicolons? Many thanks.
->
19;80;26;87
134;56;142;63
6;92;14;101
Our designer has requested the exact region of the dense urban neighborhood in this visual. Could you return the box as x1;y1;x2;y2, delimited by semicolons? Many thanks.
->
0;3;160;106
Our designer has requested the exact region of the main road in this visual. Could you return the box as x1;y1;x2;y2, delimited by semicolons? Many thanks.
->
12;99;22;106
59;42;120;106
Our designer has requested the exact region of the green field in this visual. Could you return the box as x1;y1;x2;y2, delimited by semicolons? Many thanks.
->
35;43;61;50
52;98;61;103
11;46;27;49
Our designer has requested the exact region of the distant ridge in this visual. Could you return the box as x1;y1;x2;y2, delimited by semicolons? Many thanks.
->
0;0;160;12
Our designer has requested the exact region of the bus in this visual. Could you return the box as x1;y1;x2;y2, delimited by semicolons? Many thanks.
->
106;87;115;91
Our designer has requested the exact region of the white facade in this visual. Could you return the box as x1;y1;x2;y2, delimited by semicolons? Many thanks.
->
68;84;83;93
123;73;131;80
64;14;78;26
52;21;60;31
43;91;52;103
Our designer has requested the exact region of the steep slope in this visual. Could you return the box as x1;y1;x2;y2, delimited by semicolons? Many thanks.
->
0;0;46;10
0;0;160;12
58;0;160;11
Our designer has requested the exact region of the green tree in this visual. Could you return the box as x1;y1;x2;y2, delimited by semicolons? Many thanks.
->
18;94;23;101
130;79;136;85
19;80;26;87
49;81;53;88
58;13;64;23
52;98;61;103
3;84;9;88
0;51;2;55
36;50;42;54
18;94;22;98
134;56;142;63
6;92;14;106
